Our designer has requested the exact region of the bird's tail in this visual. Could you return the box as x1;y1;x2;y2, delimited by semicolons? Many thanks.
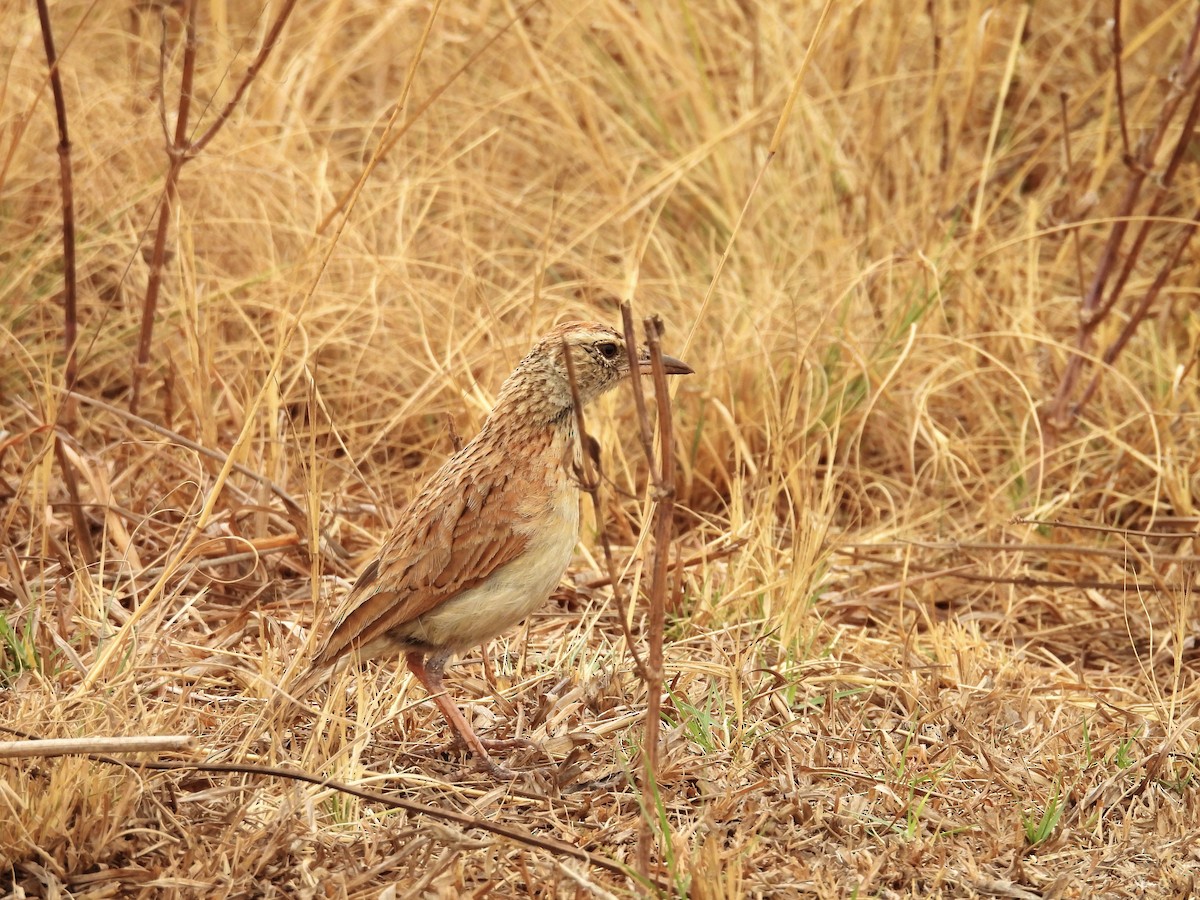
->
263;660;332;724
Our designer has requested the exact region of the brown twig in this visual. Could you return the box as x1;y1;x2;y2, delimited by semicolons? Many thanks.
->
133;1;197;416
561;338;648;683
614;307;681;883
1013;516;1200;539
35;0;77;394
620;304;657;473
131;0;300;414
1088;80;1200;331
0;725;640;885
36;0;93;566
563;309;684;879
580;536;746;590
1085;213;1200;389
67;389;351;570
1072;71;1200;412
1045;10;1200;427
633;314;677;881
927;0;949;173
1112;0;1132;163
132;1;197;415
836;549;1172;593
838;538;1200;563
1057;91;1086;301
69;542;299;587
187;0;300;157
0;735;193;759
50;436;96;566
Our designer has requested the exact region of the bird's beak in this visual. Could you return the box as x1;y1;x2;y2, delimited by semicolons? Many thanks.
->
637;352;694;376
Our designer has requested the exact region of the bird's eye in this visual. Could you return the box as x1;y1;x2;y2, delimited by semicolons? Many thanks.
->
597;341;619;360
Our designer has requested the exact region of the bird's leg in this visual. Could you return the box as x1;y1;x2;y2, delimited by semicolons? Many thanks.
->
405;650;520;779
426;651;539;752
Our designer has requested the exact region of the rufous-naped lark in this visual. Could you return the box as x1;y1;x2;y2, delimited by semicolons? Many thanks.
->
307;322;692;778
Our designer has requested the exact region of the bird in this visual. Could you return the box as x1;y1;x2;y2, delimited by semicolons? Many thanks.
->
305;321;693;778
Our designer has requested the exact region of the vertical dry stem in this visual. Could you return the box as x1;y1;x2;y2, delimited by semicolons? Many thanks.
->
561;336;648;681
1045;7;1200;427
615;302;680;881
132;1;198;415
564;305;682;882
130;0;299;414
37;0;93;565
35;0;76;394
634;313;677;881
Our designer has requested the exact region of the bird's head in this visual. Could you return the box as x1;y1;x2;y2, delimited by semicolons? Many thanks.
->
496;321;693;420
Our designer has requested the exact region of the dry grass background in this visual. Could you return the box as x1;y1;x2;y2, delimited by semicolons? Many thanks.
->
3;0;1200;896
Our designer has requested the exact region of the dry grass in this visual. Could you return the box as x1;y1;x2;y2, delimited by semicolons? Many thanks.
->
3;0;1200;896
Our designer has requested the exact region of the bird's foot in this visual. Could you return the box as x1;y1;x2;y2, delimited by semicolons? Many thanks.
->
429;735;541;779
473;753;521;780
438;733;539;756
469;737;543;780
477;735;539;753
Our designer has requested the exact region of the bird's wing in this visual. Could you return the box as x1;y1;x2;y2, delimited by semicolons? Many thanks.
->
312;465;530;668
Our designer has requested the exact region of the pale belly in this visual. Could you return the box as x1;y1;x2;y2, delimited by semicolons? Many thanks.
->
404;496;580;651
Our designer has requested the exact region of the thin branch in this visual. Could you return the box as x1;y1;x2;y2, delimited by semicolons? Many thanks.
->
1013;516;1200;538
71;392;301;525
35;0;77;393
1057;91;1086;301
1044;9;1200;427
1088;76;1200;329
561;339;648;682
187;0;300;157
634;314;677;880
620;303;656;480
838;538;1200;562
156;9;171;147
579;536;746;590
132;1;198;415
834;549;1172;593
51;437;96;565
65;541;300;587
0;735;193;759
131;0;300;413
0;725;641;885
1076;202;1200;410
1112;0;1132;163
68;389;352;569
36;0;92;565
